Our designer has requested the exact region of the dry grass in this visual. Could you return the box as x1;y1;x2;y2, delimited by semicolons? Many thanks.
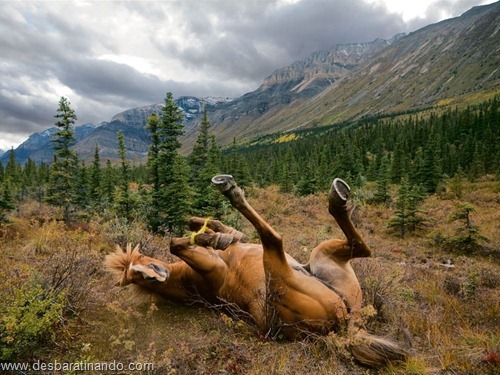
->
0;179;498;374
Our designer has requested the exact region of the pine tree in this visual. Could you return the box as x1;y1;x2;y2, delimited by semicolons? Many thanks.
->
295;161;318;196
146;113;161;195
189;108;211;177
0;178;15;222
388;177;426;238
47;97;78;222
115;131;134;221
158;92;184;181
447;202;489;253
90;144;102;208
5;148;20;187
188;109;222;216
73;161;90;209
162;154;194;234
371;153;391;204
102;159;116;205
147;92;190;233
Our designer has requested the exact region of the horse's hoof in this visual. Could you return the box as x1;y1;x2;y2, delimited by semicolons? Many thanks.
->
329;178;350;209
212;174;236;192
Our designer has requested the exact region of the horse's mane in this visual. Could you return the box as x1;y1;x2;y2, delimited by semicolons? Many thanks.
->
105;244;141;286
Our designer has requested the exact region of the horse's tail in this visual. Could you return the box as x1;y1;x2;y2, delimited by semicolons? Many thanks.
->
349;330;409;368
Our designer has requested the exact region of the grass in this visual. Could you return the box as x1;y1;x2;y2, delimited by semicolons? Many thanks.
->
0;178;498;374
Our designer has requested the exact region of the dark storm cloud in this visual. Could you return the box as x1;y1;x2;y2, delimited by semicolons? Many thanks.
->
160;0;407;83
0;0;493;149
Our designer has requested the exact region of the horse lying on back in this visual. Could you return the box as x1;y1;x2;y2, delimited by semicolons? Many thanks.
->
106;176;408;368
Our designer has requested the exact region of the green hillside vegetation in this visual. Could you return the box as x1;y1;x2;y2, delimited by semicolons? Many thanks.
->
0;95;499;373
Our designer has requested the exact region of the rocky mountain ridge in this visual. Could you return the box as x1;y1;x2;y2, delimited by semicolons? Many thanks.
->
186;34;405;149
195;2;499;145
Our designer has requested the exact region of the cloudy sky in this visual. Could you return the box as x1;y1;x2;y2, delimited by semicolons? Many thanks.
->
0;0;494;150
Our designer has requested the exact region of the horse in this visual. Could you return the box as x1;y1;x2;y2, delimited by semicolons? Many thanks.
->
105;176;408;367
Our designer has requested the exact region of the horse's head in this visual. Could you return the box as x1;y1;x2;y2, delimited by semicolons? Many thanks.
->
105;244;169;286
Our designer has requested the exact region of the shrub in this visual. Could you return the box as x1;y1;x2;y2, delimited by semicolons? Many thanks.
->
0;275;66;360
444;202;489;254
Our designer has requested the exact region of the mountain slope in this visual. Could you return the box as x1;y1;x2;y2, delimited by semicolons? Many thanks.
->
182;36;403;150
209;2;500;137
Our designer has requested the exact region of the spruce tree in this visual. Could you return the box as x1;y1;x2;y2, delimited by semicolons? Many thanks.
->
0;178;15;222
146;113;161;195
158;92;184;180
47;97;78;222
188;109;221;216
163;154;194;234
5;148;20;187
73;161;90;209
102;159;116;205
372;153;391;204
447;202;489;253
147;92;190;233
388;176;426;238
90;144;102;208
295;161;318;196
115;131;134;221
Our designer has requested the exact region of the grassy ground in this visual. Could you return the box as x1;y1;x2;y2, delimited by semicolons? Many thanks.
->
0;177;498;374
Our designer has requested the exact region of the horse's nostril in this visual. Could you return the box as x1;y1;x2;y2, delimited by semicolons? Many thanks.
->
147;263;167;277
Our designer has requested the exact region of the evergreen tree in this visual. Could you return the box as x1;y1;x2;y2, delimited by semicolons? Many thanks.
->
47;97;78;222
371;153;391;204
5;148;20;187
102;159;116;205
447;202;489;253
90;144;102;208
73;161;90;209
189;108;211;178
115;131;134;221
0;178;15;222
146;113;161;195
388;177;426;237
295;161;318;196
147;92;189;233
163;154;194;234
188;109;222;216
158;92;184;180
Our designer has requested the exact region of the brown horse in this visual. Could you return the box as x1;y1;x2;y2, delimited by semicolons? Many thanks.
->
106;176;408;367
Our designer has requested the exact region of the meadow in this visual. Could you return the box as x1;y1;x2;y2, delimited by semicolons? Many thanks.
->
0;177;498;374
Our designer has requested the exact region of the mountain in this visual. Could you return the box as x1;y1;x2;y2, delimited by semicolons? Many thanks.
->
197;2;499;142
1;123;100;165
180;34;405;150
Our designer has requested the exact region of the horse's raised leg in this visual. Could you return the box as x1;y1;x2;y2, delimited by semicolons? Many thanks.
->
188;217;245;249
211;175;289;273
188;217;245;241
327;178;371;259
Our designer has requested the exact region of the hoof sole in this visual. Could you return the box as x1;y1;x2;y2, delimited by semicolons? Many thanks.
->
329;178;350;208
212;174;235;192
